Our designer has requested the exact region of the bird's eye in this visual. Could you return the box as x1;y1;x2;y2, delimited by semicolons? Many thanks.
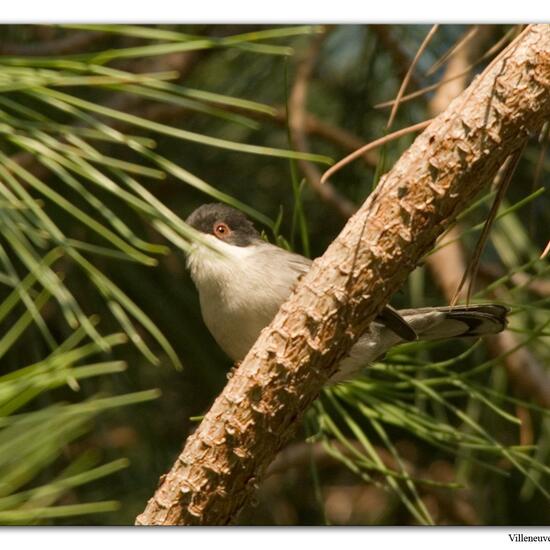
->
213;222;230;239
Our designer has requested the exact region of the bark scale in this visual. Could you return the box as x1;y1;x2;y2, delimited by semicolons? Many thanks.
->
136;25;550;526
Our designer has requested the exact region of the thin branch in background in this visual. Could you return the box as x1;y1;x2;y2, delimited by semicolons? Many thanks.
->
375;26;518;111
288;29;357;219
292;110;379;167
386;25;439;129
370;26;423;90
375;68;480;110
426;26;480;76
320;119;432;185
222;103;380;166
450;149;524;306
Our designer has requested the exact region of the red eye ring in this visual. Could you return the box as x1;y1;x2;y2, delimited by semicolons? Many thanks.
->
213;222;230;239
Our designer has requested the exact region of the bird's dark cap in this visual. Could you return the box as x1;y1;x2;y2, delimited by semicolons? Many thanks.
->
186;203;261;247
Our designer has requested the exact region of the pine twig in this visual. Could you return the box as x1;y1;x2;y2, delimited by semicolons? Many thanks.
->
321;119;432;185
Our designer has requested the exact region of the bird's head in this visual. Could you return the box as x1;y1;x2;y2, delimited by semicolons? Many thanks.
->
186;203;261;247
185;203;263;285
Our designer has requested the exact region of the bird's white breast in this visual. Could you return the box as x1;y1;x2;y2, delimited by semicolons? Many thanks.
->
187;236;301;361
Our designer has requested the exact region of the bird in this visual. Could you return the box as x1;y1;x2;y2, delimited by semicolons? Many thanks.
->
185;203;508;383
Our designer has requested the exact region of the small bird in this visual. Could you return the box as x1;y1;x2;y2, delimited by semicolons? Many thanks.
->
185;203;508;383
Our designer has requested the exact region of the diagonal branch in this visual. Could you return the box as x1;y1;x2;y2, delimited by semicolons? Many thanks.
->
136;24;550;526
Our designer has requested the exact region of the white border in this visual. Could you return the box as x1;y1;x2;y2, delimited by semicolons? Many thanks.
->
2;526;550;550
0;1;549;23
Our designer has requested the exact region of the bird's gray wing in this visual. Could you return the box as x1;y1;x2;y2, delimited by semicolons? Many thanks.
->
286;251;313;281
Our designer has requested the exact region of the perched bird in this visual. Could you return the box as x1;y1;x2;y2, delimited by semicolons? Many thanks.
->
185;203;508;383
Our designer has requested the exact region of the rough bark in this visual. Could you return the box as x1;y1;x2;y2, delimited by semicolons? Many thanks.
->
136;25;550;526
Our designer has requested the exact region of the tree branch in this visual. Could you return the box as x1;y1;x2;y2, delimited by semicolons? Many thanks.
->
136;24;550;526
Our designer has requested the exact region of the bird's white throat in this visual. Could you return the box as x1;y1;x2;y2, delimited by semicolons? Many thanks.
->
186;234;259;289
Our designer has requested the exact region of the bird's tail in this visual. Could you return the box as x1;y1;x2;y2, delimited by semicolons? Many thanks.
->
332;304;508;384
398;304;509;341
